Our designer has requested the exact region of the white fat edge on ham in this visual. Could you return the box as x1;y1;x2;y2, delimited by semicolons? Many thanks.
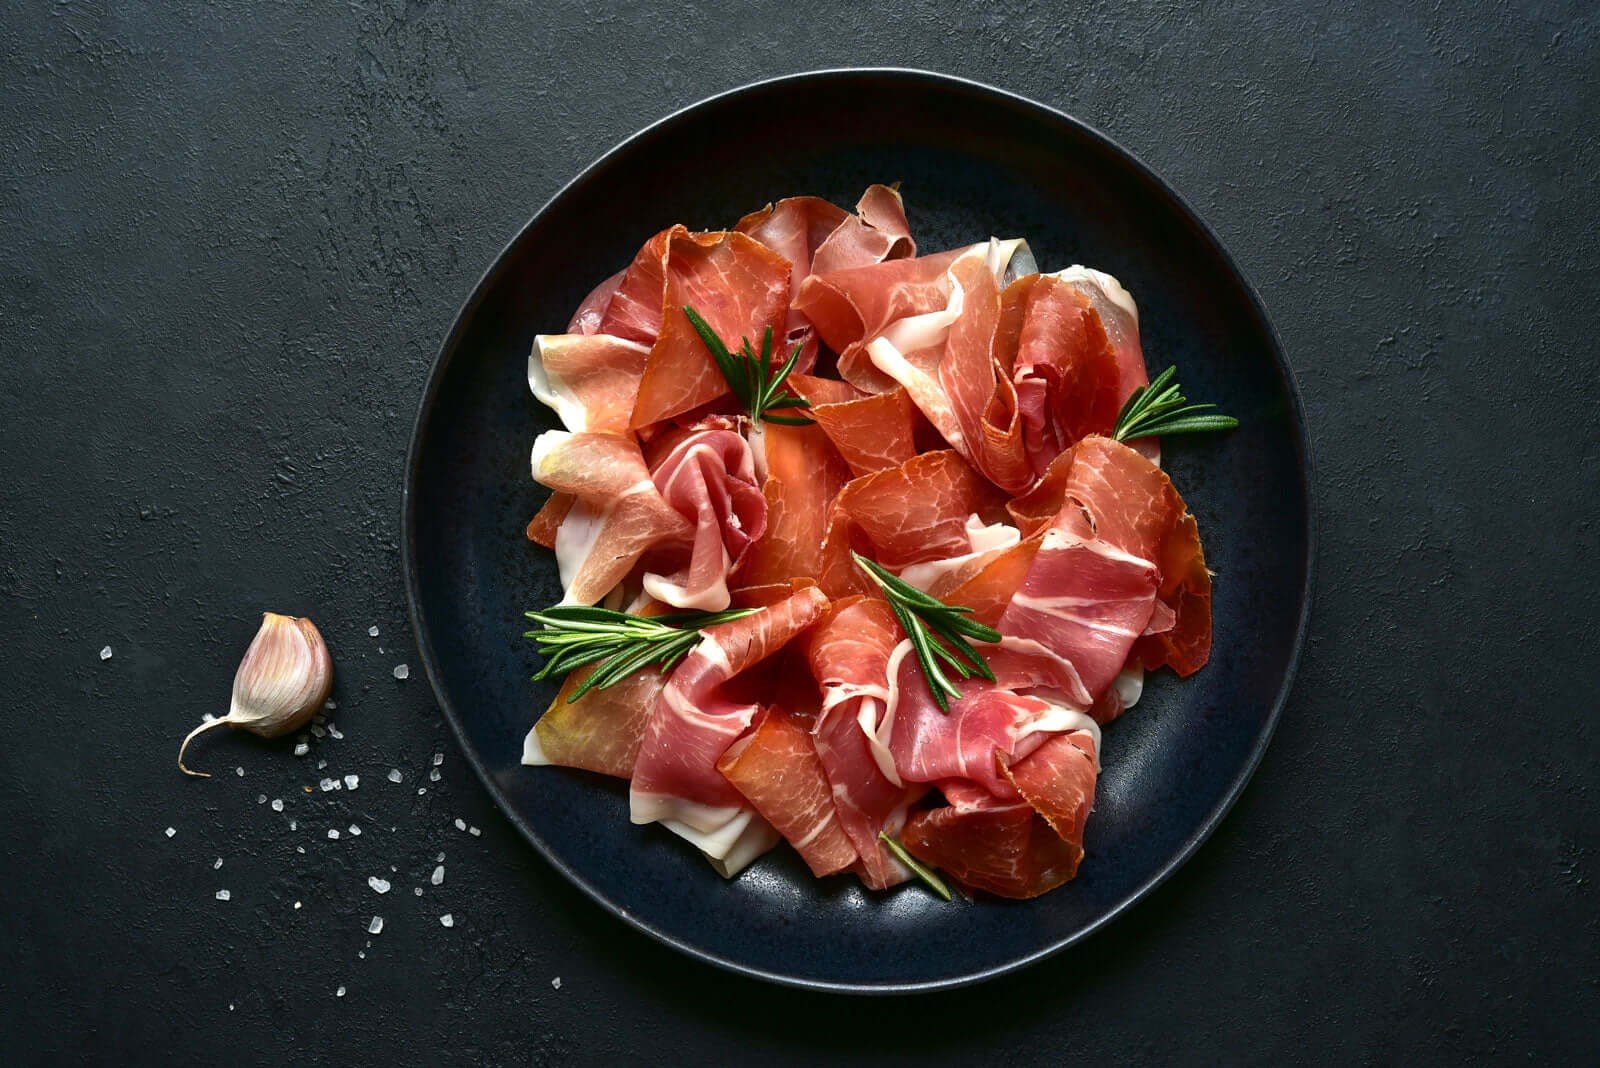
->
634;796;779;877
1010;691;1102;756
641;546;733;612
897;514;1021;591
868;640;920;786
521;723;550;766
527;335;589;431
1049;266;1138;324
705;813;782;878
1048;265;1159;465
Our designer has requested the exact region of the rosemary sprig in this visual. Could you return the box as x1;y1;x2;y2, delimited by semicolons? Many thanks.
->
880;831;953;901
524;604;755;702
683;305;814;426
851;552;1000;715
1112;365;1239;442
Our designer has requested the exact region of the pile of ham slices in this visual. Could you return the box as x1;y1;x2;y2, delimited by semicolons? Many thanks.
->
521;186;1213;899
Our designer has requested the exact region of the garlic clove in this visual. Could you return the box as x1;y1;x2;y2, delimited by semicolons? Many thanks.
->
178;613;334;777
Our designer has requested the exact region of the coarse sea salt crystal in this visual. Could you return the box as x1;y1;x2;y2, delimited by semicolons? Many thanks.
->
257;794;267;804
99;646;113;661
551;977;561;990
468;826;481;837
416;787;426;796
296;845;305;853
319;778;338;792
235;767;245;777
294;901;302;909
214;858;223;870
328;725;343;740
336;986;345;998
453;818;465;831
271;798;284;812
429;769;440;782
325;700;337;711
344;774;360;790
165;827;176;838
348;824;361;836
317;759;328;771
215;890;231;901
367;876;391;894
328;828;340;840
432;753;444;766
413;887;423;896
430;865;444;886
294;743;309;757
368;626;379;637
439;914;454;928
288;819;297;830
393;664;409;680
387;769;402;784
437;852;445;862
368;916;383;935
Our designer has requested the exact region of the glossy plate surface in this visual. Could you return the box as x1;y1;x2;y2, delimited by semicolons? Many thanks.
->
403;69;1313;993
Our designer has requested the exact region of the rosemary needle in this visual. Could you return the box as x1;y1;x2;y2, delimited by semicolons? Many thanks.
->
683;305;814;426
524;604;755;702
1112;365;1239;442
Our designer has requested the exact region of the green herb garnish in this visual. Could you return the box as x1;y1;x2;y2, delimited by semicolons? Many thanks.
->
851;552;1000;715
1112;365;1239;442
524;604;755;702
683;305;813;426
880;831;953;901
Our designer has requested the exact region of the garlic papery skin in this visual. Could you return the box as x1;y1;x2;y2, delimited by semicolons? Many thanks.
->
178;613;334;777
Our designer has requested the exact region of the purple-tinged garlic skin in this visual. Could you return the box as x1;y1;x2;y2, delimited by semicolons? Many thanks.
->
178;614;333;777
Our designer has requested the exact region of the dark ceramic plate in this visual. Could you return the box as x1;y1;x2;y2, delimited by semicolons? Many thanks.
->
403;69;1313;993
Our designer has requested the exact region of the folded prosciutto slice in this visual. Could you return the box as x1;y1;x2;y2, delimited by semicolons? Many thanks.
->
736;184;915;372
528;333;652;435
640;425;766;611
807;597;926;889
734;419;851;588
630;587;829;874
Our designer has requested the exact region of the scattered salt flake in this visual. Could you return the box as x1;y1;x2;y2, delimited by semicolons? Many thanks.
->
453;818;465;831
256;794;267;804
413;887;423;896
328;828;340;840
213;858;223;870
551;976;561;990
293;743;309;757
430;865;444;886
288;819;297;830
439;914;454;928
294;901;302;909
215;890;231;901
99;646;113;661
325;700;338;710
416;787;426;795
358;951;365;959
229;1004;234;1011
367;876;391;894
389;865;397;872
393;664;409;680
319;778;338;792
387;769;402;784
317;759;328;771
343;774;359;790
202;713;217;723
368;626;379;637
336;986;345;998
468;826;481;837
271;798;284;812
348;824;361;836
164;827;176;838
436;852;445;862
296;846;305;854
432;753;444;767
428;769;440;782
328;725;344;740
235;766;245;777
368;916;384;935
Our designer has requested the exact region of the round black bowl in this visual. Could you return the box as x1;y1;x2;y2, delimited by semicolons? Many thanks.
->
403;69;1314;993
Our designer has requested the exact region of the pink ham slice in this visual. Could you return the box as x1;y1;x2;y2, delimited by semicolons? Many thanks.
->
640;425;766;611
717;704;857;878
629;587;829;873
807;597;926;890
529;333;652;435
735;420;851;588
529;431;692;606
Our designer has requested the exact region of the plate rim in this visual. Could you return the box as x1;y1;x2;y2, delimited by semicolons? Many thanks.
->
401;66;1317;995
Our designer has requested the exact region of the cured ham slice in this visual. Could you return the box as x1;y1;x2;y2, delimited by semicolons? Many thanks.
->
735;184;914;372
569;268;628;335
735;421;850;587
530;431;692;605
1007;274;1122;476
831;451;1007;568
717;704;857;878
526;492;573;549
522;661;668;779
789;376;926;478
796;239;1032;393
882;640;1100;798
807;597;925;889
529;333;652;434
640;425;766;611
628;228;791;428
630;587;828;872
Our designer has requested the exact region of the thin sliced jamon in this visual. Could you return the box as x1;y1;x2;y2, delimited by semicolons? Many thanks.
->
526;492;574;550
530;431;692;605
529;333;652;434
736;420;851;588
831;450;1007;568
639;425;766;612
807;597;925;889
810;183;915;274
937;535;1044;627
882;640;1099;799
790;376;927;478
900;792;1082;899
605;226;790;428
717;704;857;878
1007;273;1122;477
630;586;829;873
999;729;1098;864
569;267;628;335
522;660;669;779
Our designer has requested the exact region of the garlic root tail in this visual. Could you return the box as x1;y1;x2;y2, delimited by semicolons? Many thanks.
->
177;717;232;777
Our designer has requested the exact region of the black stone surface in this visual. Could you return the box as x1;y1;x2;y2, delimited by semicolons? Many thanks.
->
1;2;1594;1063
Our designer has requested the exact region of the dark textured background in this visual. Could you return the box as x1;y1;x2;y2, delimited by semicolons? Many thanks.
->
1;1;1594;1063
